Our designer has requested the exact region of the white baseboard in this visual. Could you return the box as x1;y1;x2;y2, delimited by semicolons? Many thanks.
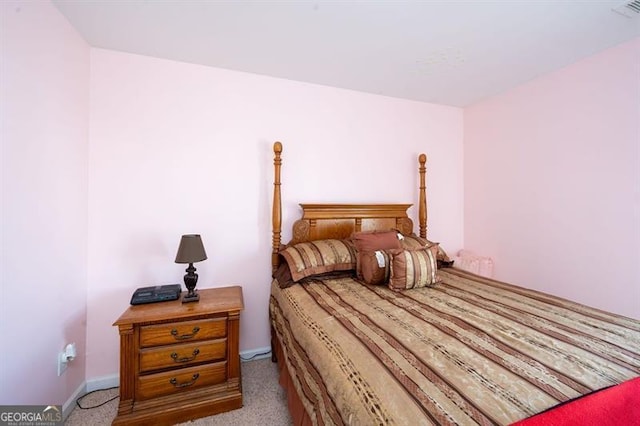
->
86;373;119;392
62;381;88;420
240;346;272;362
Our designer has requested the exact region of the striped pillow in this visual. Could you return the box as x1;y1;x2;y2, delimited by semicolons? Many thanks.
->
400;234;452;264
280;239;357;282
388;245;440;291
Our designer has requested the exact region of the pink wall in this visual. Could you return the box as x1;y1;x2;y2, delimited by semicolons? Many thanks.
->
4;1;635;395
1;1;89;407
464;38;640;319
87;48;464;377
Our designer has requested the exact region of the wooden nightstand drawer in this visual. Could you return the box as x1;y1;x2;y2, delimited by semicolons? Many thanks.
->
139;339;227;373
140;317;226;348
137;361;227;400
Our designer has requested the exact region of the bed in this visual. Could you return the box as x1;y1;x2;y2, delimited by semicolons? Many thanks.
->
268;142;640;425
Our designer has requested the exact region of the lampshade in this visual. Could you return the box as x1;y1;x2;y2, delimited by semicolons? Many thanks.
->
175;234;207;264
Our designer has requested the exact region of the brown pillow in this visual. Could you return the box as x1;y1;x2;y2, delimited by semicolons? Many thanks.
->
352;230;401;251
272;260;295;289
279;239;357;282
399;234;452;264
388;245;440;291
359;250;392;285
352;231;402;278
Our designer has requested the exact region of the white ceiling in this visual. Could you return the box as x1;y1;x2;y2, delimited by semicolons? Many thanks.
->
53;0;640;107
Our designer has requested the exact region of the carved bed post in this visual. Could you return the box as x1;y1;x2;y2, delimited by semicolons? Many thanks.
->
271;142;283;363
272;142;283;273
418;153;427;238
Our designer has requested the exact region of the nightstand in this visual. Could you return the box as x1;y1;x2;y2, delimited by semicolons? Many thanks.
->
112;286;244;426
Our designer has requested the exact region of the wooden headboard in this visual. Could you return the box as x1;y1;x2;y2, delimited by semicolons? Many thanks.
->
271;142;428;272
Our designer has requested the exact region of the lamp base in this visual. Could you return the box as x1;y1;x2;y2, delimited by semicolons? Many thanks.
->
182;263;200;303
182;291;200;303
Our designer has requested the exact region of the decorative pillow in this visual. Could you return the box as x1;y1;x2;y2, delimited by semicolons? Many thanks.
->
279;239;357;282
352;230;401;252
399;234;452;265
388;245;440;291
359;250;392;285
272;261;295;289
273;260;355;289
352;231;402;278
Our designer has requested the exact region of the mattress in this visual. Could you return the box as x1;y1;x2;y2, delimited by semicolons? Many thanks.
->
269;268;640;425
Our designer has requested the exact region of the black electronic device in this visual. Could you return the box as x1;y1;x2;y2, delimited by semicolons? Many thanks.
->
130;284;182;305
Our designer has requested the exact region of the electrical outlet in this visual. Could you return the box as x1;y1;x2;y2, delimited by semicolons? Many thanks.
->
57;343;76;376
57;352;68;376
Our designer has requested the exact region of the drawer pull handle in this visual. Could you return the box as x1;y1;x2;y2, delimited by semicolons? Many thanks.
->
170;348;200;363
170;373;200;388
170;326;200;340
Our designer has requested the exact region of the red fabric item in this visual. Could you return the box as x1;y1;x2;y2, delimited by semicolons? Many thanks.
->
511;377;640;426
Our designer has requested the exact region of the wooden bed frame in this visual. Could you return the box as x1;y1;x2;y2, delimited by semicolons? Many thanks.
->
269;141;430;423
271;141;428;272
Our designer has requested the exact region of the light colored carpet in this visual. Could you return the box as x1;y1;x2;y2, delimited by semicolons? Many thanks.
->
65;358;292;425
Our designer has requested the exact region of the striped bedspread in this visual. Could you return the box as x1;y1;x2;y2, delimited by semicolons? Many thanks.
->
269;268;640;425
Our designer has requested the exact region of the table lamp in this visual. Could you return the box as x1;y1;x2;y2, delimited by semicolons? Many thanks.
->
175;234;207;303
